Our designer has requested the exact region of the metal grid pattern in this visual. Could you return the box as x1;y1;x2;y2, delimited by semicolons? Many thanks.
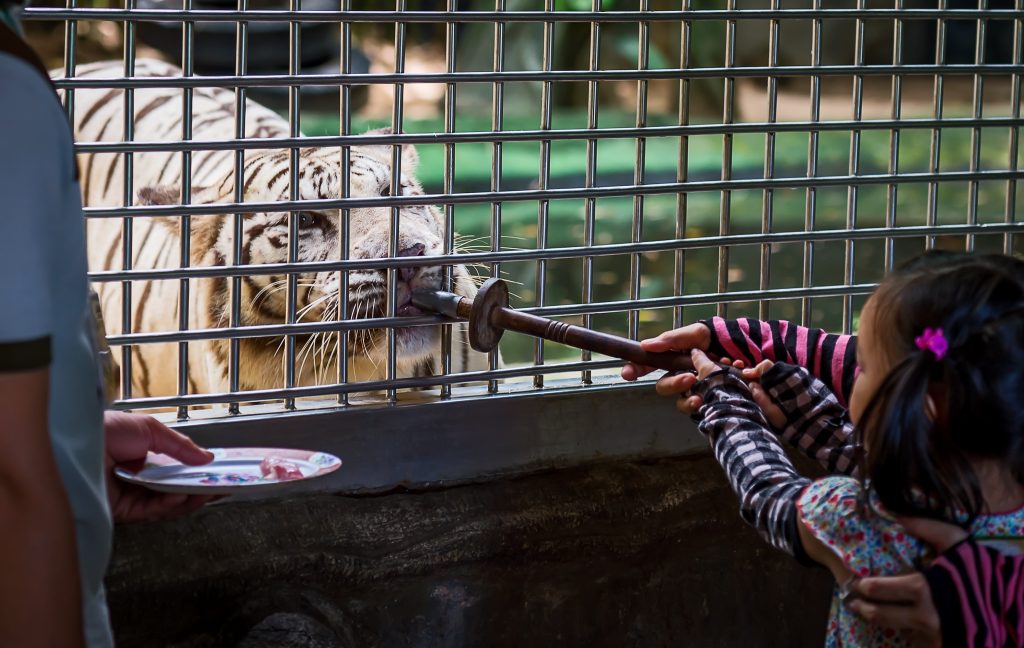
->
23;2;1024;418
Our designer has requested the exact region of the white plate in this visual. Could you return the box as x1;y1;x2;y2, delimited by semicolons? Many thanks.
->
114;447;342;494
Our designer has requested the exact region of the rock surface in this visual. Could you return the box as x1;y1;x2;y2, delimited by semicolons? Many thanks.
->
107;454;832;647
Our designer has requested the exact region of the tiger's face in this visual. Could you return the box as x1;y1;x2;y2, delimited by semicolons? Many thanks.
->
140;133;477;382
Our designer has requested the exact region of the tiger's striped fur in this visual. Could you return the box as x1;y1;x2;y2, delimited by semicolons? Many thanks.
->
55;59;493;398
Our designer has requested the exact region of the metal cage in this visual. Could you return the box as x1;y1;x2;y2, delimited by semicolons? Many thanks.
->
21;1;1024;429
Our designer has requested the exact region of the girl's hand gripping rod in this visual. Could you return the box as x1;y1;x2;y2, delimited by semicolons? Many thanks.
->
411;278;697;374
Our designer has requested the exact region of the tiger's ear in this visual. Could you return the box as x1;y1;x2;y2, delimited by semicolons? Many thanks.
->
137;185;182;233
363;127;419;174
137;185;224;264
138;185;180;206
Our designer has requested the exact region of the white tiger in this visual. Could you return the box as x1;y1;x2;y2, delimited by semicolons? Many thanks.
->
55;58;492;398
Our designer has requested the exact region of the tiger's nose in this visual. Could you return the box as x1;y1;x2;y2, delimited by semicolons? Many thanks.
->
398;243;425;282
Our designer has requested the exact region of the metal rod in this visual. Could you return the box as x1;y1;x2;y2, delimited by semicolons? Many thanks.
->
61;0;76;120
387;0;407;403
337;0;352;406
759;0;780;321
673;0;692;330
79;169;1024;220
926;0;948;250
88;219;1024;285
717;0;736;319
26;8;1024;22
628;0;650;341
51;65;1024;90
283;0;301;409
581;0;600;384
228;0;249;415
844;0;866;334
532;0;554;388
70;116;1024;154
966;0;988;252
802;0;823;326
177;0;195;419
413;281;739;376
885;0;905;270
488;0;505;394
1009;0;1023;254
439;0;457;400
119;0;136;403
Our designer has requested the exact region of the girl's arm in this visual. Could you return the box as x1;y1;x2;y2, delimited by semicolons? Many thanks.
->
758;363;859;477
692;368;813;558
702;316;858;407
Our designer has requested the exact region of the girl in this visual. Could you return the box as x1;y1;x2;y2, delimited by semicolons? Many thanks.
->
687;257;1024;645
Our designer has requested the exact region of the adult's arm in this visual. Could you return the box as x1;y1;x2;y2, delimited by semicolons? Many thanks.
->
847;517;969;648
702;317;857;407
0;53;87;647
0;369;84;647
924;539;1023;648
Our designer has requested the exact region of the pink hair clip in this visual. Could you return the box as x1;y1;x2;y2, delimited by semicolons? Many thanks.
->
914;327;948;360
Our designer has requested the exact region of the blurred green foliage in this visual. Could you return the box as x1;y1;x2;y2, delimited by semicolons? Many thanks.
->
304;108;1022;364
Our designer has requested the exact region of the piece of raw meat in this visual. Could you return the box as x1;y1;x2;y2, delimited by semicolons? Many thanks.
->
259;456;304;481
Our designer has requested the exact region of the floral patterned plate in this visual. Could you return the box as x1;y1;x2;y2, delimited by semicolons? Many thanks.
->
114;447;343;494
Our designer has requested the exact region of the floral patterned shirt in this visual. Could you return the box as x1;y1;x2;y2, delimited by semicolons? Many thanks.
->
798;476;1024;647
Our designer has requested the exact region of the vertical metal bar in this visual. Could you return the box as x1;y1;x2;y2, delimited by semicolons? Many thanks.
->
844;0;866;334
966;0;987;252
441;0;456;398
533;0;554;388
628;1;650;340
387;0;406;403
228;0;249;414
801;0;822;326
759;0;780;322
581;0;600;384
926;0;948;250
120;0;136;402
284;0;301;409
884;0;904;269
61;0;76;120
488;0;505;394
1007;0;1023;254
336;0;351;404
177;0;195;420
673;0;692;330
717;0;736;319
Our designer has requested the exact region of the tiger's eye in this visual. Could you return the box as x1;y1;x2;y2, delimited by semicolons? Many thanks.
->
298;212;316;228
381;184;391;197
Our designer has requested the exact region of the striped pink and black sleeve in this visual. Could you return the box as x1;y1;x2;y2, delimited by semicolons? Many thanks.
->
925;539;1024;648
701;317;858;407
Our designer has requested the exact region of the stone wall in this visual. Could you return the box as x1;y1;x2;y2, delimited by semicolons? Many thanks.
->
107;453;833;647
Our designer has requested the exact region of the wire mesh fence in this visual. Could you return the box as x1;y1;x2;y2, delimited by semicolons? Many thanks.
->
20;0;1024;418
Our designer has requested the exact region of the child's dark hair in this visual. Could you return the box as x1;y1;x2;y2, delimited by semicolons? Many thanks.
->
859;253;1024;525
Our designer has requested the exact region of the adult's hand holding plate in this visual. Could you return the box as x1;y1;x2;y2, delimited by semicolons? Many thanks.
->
114;446;343;495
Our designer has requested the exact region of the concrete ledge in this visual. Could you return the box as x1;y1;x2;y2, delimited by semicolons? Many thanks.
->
175;381;709;495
